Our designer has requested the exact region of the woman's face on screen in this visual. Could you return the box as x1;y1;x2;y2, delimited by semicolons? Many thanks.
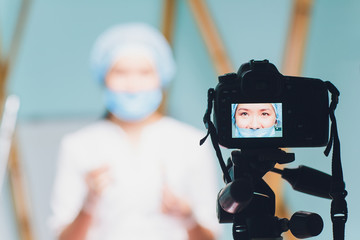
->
235;103;276;129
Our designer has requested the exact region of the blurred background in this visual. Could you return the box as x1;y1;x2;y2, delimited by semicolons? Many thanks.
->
1;0;359;239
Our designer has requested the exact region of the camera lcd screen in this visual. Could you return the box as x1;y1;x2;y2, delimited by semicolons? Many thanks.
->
231;103;282;138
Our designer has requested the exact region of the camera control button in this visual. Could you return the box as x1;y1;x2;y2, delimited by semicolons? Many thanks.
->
218;73;237;83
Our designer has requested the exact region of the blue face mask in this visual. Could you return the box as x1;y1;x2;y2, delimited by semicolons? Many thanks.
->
105;88;162;121
234;126;275;138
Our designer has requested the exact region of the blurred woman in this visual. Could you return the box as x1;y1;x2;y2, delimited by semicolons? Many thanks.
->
49;23;220;240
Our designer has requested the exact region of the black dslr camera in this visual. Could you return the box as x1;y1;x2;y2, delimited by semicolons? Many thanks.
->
213;59;329;149
201;60;347;240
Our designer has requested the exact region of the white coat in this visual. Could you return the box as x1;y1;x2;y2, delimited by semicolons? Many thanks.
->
49;117;221;240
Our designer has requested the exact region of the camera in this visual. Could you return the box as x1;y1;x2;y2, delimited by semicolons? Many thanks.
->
201;60;347;240
213;59;329;149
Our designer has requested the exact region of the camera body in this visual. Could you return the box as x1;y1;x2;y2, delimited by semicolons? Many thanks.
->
213;60;329;149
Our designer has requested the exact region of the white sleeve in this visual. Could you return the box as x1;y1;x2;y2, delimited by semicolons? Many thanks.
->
187;138;223;237
48;136;88;237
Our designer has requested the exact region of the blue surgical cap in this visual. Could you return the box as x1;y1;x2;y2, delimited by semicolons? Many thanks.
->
272;103;282;127
90;23;176;88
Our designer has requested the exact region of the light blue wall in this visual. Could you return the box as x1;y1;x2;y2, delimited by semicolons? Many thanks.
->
1;1;359;240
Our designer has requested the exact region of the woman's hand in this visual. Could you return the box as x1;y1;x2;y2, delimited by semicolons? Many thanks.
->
59;165;112;240
161;185;196;229
82;165;112;215
161;186;215;240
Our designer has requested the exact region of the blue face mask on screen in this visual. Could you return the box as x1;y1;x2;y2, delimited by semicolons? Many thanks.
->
235;126;276;138
105;88;162;121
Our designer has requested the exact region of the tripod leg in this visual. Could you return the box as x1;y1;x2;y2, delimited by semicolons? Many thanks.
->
233;214;250;240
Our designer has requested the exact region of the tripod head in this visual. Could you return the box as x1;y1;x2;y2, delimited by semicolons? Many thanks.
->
217;149;323;240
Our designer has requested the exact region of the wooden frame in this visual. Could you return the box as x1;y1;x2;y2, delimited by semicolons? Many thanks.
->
282;0;314;76
161;0;177;45
0;1;34;240
187;0;233;75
